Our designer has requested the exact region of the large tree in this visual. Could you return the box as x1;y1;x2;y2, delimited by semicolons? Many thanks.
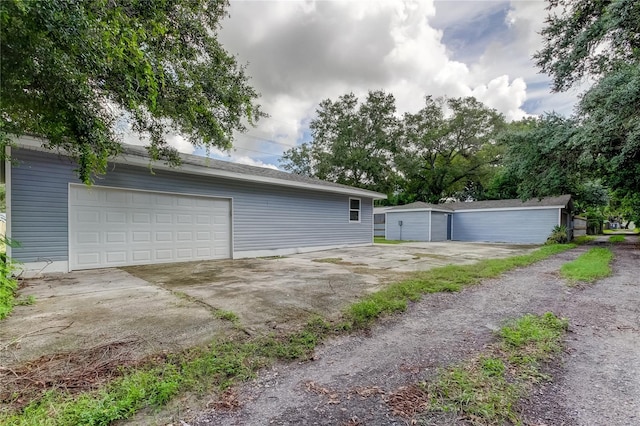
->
535;0;640;92
396;96;505;203
0;0;263;183
504;0;639;210
498;114;581;199
280;91;401;195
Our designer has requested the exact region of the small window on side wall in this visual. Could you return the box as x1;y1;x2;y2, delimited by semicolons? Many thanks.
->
349;198;361;223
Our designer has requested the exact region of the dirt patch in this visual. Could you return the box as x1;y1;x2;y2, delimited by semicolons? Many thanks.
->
1;337;153;408
180;237;639;426
410;252;450;261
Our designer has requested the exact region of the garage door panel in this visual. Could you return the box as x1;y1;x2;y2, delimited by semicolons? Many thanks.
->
106;211;126;224
156;213;172;224
69;186;231;270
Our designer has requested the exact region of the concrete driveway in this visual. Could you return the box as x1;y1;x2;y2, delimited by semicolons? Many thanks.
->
0;242;536;367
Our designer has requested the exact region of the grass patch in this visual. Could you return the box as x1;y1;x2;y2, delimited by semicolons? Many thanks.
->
214;309;239;322
608;235;625;243
346;243;575;327
374;237;405;244
603;228;639;234
560;247;614;283
312;257;343;264
573;235;595;244
14;295;35;306
418;312;568;424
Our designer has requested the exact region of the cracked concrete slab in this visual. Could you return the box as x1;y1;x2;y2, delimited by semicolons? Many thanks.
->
1;241;536;367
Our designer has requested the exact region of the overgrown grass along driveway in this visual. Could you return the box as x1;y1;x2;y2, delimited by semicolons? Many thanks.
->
608;235;625;243
347;243;575;327
560;247;614;283
1;243;577;426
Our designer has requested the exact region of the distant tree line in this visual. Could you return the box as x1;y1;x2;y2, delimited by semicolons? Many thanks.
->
280;92;508;205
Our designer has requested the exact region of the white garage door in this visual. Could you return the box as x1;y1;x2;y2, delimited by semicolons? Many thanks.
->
69;185;231;270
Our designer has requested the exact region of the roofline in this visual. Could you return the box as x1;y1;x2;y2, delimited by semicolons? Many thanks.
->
387;208;453;213
13;136;387;200
453;205;567;213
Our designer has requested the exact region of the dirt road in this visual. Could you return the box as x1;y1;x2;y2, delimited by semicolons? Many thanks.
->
185;237;640;425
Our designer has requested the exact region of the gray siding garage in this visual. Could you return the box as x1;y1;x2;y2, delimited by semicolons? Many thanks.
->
386;211;429;241
7;138;384;274
382;196;572;244
452;209;558;244
385;203;452;242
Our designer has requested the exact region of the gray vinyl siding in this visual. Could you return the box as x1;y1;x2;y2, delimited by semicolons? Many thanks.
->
373;213;386;237
386;211;429;241
430;212;448;242
10;148;373;263
452;209;559;244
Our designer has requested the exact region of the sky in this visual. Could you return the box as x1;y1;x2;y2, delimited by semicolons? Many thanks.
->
157;0;583;169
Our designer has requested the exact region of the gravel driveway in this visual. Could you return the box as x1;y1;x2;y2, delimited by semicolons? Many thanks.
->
182;236;639;426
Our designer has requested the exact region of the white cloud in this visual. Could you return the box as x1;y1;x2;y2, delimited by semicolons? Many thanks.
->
472;75;529;121
111;0;578;167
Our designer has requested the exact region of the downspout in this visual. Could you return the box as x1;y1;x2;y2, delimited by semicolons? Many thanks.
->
428;210;432;242
558;209;561;227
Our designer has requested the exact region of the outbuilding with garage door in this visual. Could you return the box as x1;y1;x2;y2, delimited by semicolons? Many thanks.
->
5;136;385;275
383;195;573;244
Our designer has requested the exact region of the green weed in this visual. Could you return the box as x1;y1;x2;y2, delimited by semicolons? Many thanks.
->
573;235;595;244
312;257;343;263
0;259;19;320
346;244;575;327
374;237;405;244
560;247;614;283
608;235;625;243
14;295;35;306
423;312;568;425
214;309;239;323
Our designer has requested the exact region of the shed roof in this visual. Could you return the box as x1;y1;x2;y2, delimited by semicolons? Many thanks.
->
387;201;453;212
386;195;572;213
446;195;572;211
15;136;386;199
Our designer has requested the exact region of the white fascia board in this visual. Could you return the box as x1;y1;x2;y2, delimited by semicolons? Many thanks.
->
453;206;564;213
387;208;453;214
14;136;386;200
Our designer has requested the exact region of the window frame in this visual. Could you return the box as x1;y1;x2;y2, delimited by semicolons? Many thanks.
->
349;197;361;223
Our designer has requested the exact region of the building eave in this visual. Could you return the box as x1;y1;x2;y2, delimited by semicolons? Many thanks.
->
453;205;566;213
13;135;387;200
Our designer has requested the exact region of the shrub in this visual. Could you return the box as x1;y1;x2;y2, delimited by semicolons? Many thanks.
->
546;225;568;244
1;257;19;320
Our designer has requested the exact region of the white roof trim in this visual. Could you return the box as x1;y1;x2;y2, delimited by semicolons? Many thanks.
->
14;136;386;199
387;208;453;214
454;206;565;213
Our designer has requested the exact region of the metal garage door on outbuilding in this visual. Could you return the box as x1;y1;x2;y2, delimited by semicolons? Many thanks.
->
69;185;231;269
